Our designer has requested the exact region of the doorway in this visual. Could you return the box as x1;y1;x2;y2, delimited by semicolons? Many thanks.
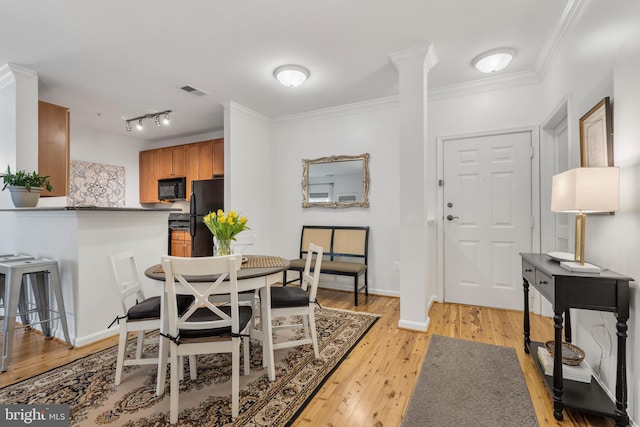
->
438;129;535;310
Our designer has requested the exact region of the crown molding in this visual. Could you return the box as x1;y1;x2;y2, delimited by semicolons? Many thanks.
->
427;70;540;101
389;43;438;71
535;0;587;79
0;63;38;91
270;96;398;128
222;100;270;127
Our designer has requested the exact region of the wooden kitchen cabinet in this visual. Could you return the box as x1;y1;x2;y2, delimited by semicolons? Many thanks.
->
139;149;159;203
185;142;200;199
198;140;214;179
213;138;224;176
138;138;223;203
159;145;185;178
38;101;69;197
171;230;191;257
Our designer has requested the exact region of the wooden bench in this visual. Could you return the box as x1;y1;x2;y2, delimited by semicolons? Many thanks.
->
283;225;370;306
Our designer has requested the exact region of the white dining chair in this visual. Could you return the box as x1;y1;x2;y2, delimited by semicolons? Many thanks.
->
267;243;323;359
157;254;251;423
107;250;193;385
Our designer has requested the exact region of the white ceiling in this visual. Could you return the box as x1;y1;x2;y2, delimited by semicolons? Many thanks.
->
0;0;570;142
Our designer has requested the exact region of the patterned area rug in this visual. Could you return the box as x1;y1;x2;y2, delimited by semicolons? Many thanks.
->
0;307;379;426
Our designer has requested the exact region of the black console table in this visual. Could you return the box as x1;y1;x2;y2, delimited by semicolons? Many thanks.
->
520;253;631;427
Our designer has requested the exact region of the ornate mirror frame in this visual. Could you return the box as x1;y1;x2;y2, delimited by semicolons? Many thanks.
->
302;153;370;208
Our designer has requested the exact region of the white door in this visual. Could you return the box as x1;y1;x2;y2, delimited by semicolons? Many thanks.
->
443;131;532;310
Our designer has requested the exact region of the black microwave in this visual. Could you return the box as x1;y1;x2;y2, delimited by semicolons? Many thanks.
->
158;177;187;201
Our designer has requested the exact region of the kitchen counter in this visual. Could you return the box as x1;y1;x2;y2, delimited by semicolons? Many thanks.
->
0;207;178;346
0;206;180;212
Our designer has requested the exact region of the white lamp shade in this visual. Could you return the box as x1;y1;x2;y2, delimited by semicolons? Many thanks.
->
551;167;619;213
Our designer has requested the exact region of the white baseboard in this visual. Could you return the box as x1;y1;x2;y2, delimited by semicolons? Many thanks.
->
317;282;400;298
73;327;118;347
398;318;429;332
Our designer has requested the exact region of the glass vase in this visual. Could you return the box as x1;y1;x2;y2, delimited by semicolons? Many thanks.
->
214;238;233;256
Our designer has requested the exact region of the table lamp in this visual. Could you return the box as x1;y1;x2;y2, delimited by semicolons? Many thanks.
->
550;167;619;272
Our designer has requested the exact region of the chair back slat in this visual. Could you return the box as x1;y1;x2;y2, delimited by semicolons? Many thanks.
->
302;243;323;301
107;249;146;315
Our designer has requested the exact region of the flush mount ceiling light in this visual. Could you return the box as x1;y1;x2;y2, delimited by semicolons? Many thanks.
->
472;48;516;73
124;110;172;132
273;64;310;87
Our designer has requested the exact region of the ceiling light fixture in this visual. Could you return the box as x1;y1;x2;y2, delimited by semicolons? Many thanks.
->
273;64;310;87
124;110;172;132
472;48;516;73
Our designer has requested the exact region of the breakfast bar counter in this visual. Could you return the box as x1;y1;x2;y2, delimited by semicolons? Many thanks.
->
0;207;179;346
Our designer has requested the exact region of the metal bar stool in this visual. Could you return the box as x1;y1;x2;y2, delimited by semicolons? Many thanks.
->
0;257;73;372
0;255;37;328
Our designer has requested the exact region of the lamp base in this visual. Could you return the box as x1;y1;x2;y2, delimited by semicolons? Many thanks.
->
560;261;602;273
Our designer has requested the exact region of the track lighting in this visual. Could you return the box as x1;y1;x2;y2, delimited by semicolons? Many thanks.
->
123;110;172;132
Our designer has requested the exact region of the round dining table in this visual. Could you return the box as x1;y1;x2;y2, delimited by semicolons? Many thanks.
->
144;255;289;394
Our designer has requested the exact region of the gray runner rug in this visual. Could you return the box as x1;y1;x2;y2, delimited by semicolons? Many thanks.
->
402;335;538;427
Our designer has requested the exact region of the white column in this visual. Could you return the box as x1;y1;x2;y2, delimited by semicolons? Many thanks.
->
0;63;38;171
389;44;438;331
0;63;38;208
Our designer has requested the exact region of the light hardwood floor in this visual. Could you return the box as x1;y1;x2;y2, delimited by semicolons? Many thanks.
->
0;289;615;426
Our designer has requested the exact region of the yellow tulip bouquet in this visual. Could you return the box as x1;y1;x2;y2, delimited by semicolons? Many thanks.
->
203;209;250;256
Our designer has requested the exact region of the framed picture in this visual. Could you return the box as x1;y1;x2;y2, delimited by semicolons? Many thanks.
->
580;97;613;167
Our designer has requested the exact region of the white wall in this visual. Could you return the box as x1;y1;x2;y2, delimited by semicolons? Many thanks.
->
36;122;148;208
269;98;400;296
427;83;544;299
224;102;272;255
536;1;640;421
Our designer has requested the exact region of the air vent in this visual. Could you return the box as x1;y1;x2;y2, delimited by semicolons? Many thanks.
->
180;85;209;96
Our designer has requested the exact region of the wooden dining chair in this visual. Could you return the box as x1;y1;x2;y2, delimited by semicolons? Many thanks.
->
157;254;251;423
267;243;323;359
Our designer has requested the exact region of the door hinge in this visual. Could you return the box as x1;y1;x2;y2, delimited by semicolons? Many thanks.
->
530;145;534;158
531;216;535;228
438;179;444;187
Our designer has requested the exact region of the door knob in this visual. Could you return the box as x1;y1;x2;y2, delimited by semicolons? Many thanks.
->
446;215;459;221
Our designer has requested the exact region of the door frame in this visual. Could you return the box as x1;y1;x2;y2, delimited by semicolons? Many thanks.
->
436;125;541;303
535;94;571;316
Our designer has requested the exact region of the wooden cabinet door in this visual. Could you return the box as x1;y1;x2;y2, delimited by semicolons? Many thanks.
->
159;146;186;178
198;140;213;179
158;147;174;178
183;233;192;257
172;145;186;177
171;234;184;257
185;143;200;200
213;139;224;176
171;230;192;257
139;150;159;203
38;101;69;197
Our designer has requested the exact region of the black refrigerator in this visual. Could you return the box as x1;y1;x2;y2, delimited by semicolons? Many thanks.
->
189;178;224;257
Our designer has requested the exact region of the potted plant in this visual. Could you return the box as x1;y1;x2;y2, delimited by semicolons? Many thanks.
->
1;165;54;207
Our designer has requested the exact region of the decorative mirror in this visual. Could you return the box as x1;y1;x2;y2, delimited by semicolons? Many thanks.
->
302;153;370;208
